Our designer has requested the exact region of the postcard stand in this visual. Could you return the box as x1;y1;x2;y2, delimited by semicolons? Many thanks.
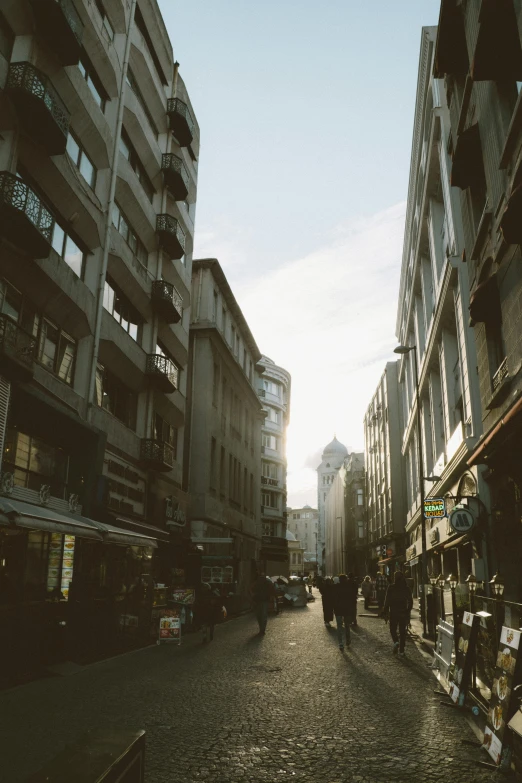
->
438;611;480;709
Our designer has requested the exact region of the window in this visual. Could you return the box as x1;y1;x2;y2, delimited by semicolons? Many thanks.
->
263;379;281;397
220;447;226;495
153;412;178;456
213;290;218;321
357;489;364;506
78;53;107;111
96;363;137;429
112;202;149;268
262;462;278;479
230;324;236;350
38;319;76;384
221;307;227;334
262;491;278;509
94;0;114;41
66;131;96;188
262;434;277;450
212;363;219;407
126;68;158;138
120;129;154;202
0;12;14;62
103;276;142;342
264;407;281;425
210;437;217;490
3;429;73;501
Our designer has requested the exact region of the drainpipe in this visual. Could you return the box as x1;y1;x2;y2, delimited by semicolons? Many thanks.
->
87;0;137;412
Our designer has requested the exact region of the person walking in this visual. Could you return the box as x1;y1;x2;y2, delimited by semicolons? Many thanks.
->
250;571;275;635
383;571;413;658
319;577;334;627
346;573;359;627
361;575;373;610
375;571;388;612
196;582;221;643
332;574;357;650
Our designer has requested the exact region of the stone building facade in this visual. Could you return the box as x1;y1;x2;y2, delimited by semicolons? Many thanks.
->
434;0;522;601
185;258;264;610
364;362;407;577
287;505;319;573
0;0;199;680
395;25;489;599
316;436;348;575
258;355;291;576
324;452;365;578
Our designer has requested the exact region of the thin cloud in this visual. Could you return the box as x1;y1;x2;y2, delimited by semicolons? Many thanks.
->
217;201;406;506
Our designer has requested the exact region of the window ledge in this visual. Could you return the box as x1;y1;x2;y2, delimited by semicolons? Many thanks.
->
486;369;512;410
470;205;493;261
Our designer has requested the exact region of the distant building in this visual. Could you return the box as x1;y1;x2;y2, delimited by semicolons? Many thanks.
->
286;529;305;575
258;356;291;576
324;453;365;577
287;505;319;572
364;362;407;577
186;258;264;611
316;436;348;574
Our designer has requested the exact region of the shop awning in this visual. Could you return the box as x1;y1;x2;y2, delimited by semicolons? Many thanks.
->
469;274;501;326
442;534;470;551
501;184;522;245
471;0;522;82
0;498;103;541
114;516;170;543
95;521;158;549
377;555;405;566
451;124;483;190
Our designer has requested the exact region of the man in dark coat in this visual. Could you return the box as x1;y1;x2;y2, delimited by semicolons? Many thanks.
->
196;583;221;643
333;574;358;650
383;571;413;657
346;572;359;626
250;571;275;634
318;577;334;627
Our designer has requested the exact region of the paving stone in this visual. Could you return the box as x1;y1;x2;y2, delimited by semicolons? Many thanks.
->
0;595;517;782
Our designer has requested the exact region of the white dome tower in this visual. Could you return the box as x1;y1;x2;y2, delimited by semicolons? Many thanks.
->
316;436;348;574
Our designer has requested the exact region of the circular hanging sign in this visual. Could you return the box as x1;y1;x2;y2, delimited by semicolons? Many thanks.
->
449;506;476;534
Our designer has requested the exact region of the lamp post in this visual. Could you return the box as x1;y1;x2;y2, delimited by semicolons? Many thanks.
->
447;573;458;629
429;573;439;634
395;343;428;637
437;573;446;621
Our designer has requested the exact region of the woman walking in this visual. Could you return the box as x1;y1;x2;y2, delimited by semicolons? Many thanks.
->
319;577;334;627
361;575;373;610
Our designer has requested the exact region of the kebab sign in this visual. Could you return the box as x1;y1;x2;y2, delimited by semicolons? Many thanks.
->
423;498;446;519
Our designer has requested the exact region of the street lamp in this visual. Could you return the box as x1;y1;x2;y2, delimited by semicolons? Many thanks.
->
437;573;446;621
466;573;478;612
447;573;458;628
489;573;505;597
395;343;428;637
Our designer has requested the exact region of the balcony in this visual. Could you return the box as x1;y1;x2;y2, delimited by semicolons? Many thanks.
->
471;0;522;82
140;439;174;472
146;353;179;394
433;0;468;78
166;98;194;147
261;476;280;488
6;63;70;155
161;154;190;201
151;280;183;324
0;316;36;382
0;171;55;258
27;0;84;65
156;214;185;260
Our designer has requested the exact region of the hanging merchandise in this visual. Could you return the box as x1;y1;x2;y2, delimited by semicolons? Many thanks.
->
483;627;522;766
448;611;481;707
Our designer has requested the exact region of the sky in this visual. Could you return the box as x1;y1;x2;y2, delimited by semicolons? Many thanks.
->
159;0;442;508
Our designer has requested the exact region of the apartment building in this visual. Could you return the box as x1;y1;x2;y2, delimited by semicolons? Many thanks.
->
185;258;263;611
324;453;365;578
396;26;488;599
258;355;291;576
364;362;407;577
287;505;318;573
0;0;199;681
316;436;348;574
434;0;522;600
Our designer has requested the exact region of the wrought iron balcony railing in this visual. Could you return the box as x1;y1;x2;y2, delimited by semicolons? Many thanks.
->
492;357;509;392
166;98;194;147
156;214;186;260
0;315;36;381
161;153;190;201
6;62;70;154
151;280;183;324
140;439;175;472
146;353;179;394
0;171;55;258
27;0;84;65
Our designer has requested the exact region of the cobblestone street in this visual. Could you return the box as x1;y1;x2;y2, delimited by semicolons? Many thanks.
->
0;594;507;782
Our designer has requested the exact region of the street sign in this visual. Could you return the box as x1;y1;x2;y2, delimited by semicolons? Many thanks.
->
449;506;476;534
424;498;446;519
